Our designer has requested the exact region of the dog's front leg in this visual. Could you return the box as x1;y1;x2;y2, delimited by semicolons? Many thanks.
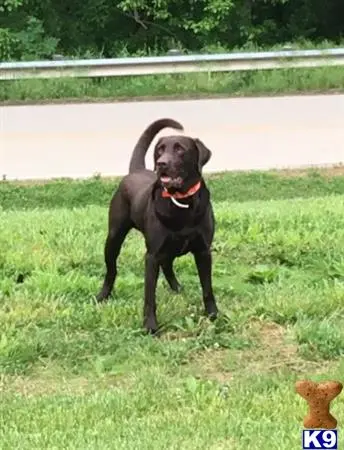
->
143;253;160;334
193;250;218;320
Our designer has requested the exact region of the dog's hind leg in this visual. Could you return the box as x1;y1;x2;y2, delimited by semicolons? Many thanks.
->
96;194;132;302
161;258;182;293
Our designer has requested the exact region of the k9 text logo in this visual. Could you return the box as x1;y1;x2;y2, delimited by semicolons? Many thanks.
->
302;430;338;449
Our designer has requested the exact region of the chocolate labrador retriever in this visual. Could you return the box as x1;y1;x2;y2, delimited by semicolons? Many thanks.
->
96;118;218;334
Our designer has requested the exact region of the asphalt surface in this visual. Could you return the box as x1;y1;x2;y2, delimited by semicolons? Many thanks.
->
1;94;343;180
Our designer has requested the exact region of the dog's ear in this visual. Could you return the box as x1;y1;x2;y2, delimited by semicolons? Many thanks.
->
194;138;212;171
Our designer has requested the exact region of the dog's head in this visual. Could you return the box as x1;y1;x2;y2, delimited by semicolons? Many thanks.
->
153;135;212;191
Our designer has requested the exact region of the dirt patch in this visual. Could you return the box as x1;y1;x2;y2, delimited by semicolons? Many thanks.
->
269;164;344;179
207;438;240;449
257;321;297;358
0;372;130;397
187;348;235;384
186;320;330;384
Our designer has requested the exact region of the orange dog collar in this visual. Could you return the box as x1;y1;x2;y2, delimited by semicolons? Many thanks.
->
162;181;201;199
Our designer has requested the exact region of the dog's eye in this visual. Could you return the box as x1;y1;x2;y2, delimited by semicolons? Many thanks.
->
156;146;165;155
175;145;185;156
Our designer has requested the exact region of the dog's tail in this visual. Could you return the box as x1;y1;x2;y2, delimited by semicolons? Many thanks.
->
128;118;184;174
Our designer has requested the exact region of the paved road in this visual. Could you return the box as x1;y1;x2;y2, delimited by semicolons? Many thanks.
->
1;94;343;180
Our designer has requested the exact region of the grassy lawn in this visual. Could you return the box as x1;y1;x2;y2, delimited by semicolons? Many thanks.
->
1;168;344;449
1;66;344;105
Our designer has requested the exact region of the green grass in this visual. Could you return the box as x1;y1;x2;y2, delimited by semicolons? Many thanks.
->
1;169;344;449
2;167;344;211
1;66;344;104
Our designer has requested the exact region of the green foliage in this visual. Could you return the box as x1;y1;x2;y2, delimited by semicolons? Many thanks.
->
15;16;59;60
0;0;59;60
0;0;343;61
0;0;23;13
0;27;18;59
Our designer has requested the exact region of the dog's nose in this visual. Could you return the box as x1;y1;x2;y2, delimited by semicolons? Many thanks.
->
156;160;168;170
156;152;172;168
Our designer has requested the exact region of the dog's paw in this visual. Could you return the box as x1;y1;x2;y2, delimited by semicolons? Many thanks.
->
144;319;159;336
171;282;183;293
205;307;218;321
146;327;159;336
16;273;25;284
208;312;218;322
95;291;110;303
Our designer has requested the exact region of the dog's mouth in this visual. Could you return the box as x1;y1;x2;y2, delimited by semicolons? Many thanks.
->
159;174;183;189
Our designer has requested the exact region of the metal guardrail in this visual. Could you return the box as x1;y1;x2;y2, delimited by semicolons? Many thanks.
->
1;48;344;80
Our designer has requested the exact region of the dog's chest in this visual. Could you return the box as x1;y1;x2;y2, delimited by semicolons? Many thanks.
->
161;230;201;256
